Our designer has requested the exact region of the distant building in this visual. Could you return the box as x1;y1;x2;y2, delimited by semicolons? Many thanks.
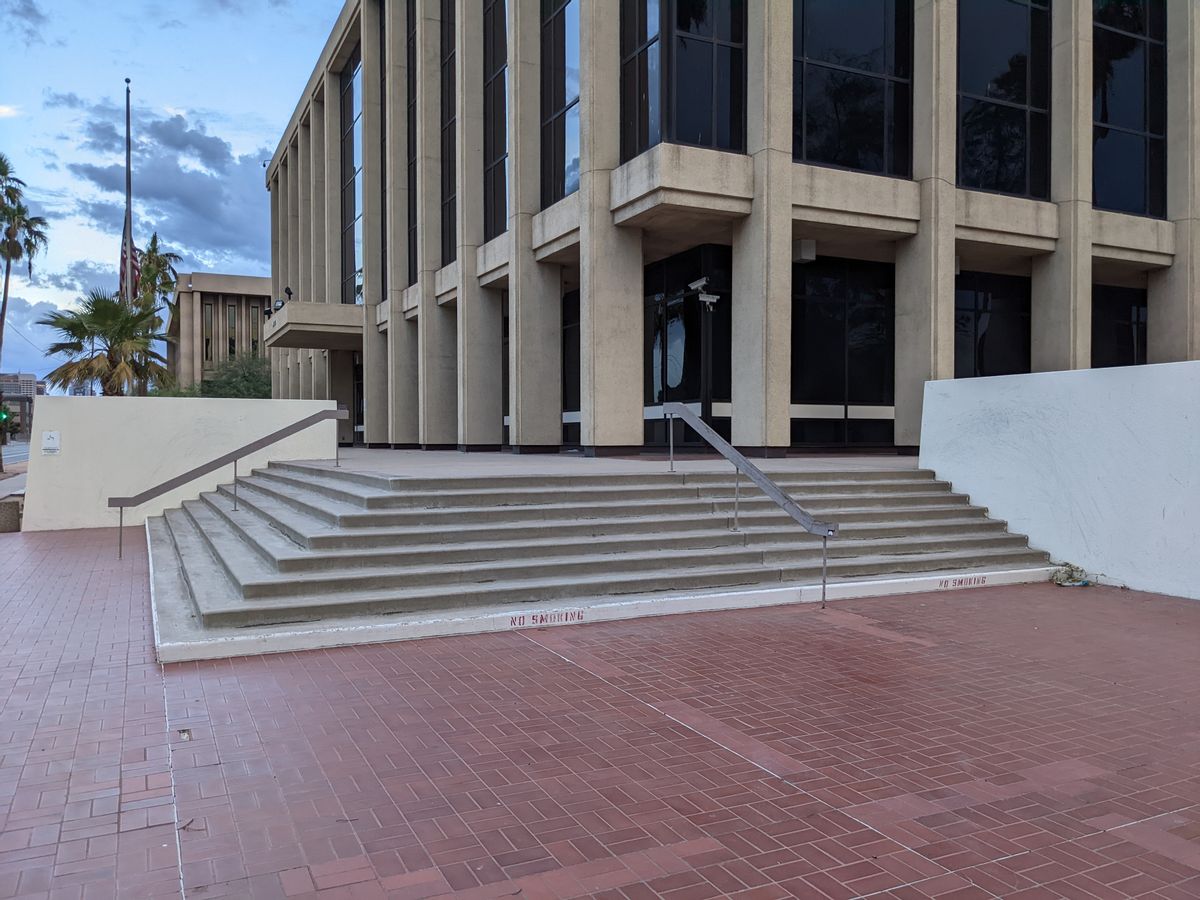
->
168;273;274;390
0;373;38;398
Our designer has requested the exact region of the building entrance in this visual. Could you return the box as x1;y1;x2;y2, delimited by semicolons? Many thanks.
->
643;245;733;448
791;257;896;447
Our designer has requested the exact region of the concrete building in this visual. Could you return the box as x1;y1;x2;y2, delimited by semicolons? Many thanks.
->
0;373;42;399
266;0;1195;454
167;273;273;391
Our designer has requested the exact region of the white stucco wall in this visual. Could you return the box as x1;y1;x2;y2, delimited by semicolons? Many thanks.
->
23;397;337;532
920;362;1200;600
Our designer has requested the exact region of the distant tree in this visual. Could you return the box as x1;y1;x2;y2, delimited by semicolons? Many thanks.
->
1;201;50;385
0;154;47;474
38;289;170;396
131;232;183;395
197;353;272;399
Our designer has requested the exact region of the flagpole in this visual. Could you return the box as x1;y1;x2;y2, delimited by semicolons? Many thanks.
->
123;77;133;304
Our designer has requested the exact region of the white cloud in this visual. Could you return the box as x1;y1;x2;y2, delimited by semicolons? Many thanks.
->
0;105;20;119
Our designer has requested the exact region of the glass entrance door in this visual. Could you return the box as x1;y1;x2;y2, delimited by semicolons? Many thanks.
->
642;245;733;447
791;257;896;447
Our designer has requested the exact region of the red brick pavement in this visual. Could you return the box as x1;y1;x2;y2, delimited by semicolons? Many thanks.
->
3;528;1200;899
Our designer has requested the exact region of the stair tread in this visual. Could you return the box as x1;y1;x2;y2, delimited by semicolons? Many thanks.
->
184;496;1045;589
189;545;1051;618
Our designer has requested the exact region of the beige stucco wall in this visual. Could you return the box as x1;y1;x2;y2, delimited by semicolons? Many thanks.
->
22;397;337;532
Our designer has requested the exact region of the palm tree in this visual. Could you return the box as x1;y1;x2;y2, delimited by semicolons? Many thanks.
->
0;201;50;369
0;153;25;207
132;232;182;394
38;289;170;396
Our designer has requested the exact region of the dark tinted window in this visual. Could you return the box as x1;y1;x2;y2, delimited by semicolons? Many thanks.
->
1092;283;1148;367
542;0;581;207
1093;0;1166;217
440;0;457;266
955;271;1031;378
620;0;745;163
957;0;1050;199
792;257;895;406
341;45;364;304
793;0;912;177
484;0;509;241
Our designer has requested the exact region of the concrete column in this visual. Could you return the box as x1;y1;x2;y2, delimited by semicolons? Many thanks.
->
323;70;342;308
416;0;458;447
329;351;356;444
177;289;191;388
385;0;419;445
270;173;281;304
507;0;562;451
277;160;292;398
287;142;300;301
730;0;792;454
894;0;957;447
310;92;327;305
361;0;390;444
457;0;504;449
298;122;313;304
298;123;315;401
1149;0;1200;361
187;289;201;388
578;0;643;453
321;70;345;412
1032;0;1092;371
287;144;302;397
271;349;281;398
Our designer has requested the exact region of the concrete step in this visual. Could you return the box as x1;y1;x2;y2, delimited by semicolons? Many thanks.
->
183;494;1039;601
271;460;940;491
239;472;969;528
145;461;1051;655
202;487;1021;577
220;477;990;548
177;540;1049;629
254;464;955;510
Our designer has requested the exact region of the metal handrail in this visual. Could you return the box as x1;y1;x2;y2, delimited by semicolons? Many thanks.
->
108;407;348;558
663;402;839;606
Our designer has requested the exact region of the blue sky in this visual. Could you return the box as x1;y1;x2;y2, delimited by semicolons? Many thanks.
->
0;0;341;378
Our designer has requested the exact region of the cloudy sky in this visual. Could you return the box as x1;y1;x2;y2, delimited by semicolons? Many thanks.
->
0;0;340;377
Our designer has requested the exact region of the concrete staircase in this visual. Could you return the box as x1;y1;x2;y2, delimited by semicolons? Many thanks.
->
146;460;1051;656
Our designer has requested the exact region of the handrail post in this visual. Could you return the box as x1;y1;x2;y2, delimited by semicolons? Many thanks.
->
733;468;740;531
335;440;341;468
668;413;675;473
233;458;238;511
118;507;123;560
821;534;829;609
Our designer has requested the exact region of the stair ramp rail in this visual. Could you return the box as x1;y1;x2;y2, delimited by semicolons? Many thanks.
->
663;402;839;606
107;407;349;559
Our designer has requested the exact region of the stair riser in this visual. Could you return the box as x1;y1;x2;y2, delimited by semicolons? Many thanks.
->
279;523;1012;571
267;461;939;491
238;533;1037;598
199;549;1049;627
275;531;751;571
223;477;986;548
303;505;991;548
320;493;970;528
256;472;953;509
182;502;266;588
203;567;781;626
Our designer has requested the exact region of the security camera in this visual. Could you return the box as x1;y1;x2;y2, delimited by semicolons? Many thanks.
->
688;277;709;292
698;292;719;307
